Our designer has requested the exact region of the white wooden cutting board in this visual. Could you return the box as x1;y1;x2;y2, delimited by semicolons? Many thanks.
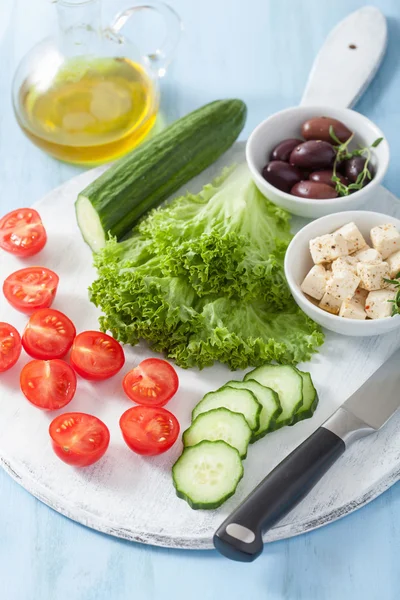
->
1;142;400;549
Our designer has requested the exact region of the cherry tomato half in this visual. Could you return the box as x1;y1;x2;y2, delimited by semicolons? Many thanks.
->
0;322;22;372
0;208;47;257
123;358;179;407
119;405;180;456
22;308;76;360
20;359;77;410
3;267;59;314
70;331;125;381
49;412;110;467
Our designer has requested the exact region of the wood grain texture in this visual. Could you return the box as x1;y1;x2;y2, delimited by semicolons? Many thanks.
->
1;0;400;598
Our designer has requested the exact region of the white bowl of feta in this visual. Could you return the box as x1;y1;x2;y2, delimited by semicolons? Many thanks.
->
284;211;400;336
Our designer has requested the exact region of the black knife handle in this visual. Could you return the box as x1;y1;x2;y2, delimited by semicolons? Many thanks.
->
213;427;345;562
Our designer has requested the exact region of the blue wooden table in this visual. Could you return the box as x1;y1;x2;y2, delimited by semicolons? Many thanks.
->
1;1;400;598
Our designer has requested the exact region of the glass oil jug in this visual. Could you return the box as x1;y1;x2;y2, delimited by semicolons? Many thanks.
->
12;0;181;165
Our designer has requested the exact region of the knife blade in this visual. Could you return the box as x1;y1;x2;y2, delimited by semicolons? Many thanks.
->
337;349;400;430
214;349;400;562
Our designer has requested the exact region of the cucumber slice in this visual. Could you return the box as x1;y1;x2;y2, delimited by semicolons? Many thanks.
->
291;371;318;425
183;408;252;458
172;440;243;509
192;387;261;431
244;365;303;428
225;380;281;442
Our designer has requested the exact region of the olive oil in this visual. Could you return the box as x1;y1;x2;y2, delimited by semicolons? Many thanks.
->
16;57;158;165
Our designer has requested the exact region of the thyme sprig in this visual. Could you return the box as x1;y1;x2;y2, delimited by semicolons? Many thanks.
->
329;126;383;197
383;272;400;316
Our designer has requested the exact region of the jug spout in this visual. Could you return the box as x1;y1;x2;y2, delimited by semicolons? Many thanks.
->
56;0;102;56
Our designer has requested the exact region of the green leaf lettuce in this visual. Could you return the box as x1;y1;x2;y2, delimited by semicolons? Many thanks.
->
90;164;324;369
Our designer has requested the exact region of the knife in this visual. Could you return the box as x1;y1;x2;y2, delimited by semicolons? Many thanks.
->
213;349;400;562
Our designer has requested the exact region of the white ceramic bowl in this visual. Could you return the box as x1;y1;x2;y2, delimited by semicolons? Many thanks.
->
284;211;400;336
246;106;389;218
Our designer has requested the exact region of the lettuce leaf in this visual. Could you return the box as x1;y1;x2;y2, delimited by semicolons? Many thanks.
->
139;164;292;306
90;165;324;369
170;298;324;370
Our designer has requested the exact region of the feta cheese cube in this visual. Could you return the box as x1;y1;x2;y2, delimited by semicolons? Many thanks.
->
352;287;368;307
331;256;358;275
339;298;367;320
370;224;400;259
301;265;328;300
365;290;396;319
353;246;382;265
326;271;360;302
309;232;348;265
386;249;400;278
357;262;389;291
319;292;342;315
335;222;367;254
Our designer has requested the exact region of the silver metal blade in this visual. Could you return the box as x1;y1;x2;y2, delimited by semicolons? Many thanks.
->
343;348;400;430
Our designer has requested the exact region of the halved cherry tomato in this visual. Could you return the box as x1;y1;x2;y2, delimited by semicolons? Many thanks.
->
20;359;77;410
49;412;110;467
0;322;21;372
70;331;125;381
123;358;179;407
22;308;76;360
0;208;47;257
3;267;59;314
119;406;180;456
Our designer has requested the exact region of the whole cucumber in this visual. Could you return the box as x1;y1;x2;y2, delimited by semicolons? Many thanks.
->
76;99;247;252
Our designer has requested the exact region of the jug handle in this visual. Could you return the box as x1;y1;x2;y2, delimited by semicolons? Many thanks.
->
108;1;182;77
